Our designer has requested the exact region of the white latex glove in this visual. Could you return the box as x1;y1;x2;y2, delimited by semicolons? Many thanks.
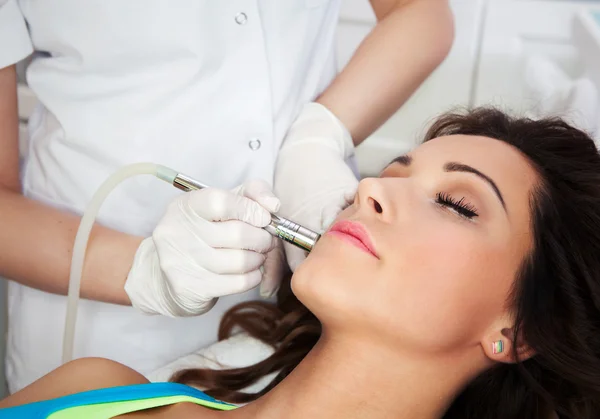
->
260;103;359;297
124;180;281;317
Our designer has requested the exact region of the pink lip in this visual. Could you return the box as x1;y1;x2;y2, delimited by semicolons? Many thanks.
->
327;220;379;258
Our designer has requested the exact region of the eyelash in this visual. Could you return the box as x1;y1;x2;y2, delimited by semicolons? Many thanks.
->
435;192;479;219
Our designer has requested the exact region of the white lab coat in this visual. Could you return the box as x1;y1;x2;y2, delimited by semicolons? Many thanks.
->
0;0;341;393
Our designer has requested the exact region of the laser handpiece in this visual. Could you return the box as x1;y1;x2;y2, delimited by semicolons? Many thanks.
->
171;173;321;252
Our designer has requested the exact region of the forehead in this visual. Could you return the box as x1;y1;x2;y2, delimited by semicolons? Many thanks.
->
416;135;537;182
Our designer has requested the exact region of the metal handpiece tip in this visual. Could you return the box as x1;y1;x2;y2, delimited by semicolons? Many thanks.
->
266;216;321;252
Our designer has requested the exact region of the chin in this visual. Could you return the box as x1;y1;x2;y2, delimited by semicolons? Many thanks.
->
291;245;364;326
290;255;318;308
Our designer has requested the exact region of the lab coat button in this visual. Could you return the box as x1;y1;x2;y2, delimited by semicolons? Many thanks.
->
248;139;261;150
235;13;248;25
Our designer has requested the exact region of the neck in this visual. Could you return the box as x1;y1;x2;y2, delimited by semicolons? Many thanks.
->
228;332;481;419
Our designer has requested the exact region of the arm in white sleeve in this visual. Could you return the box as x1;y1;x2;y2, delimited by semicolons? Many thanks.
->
0;0;33;69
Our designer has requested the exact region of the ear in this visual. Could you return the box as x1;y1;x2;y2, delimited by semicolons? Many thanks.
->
482;327;536;364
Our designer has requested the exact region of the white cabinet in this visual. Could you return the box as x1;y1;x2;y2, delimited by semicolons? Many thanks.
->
473;0;591;113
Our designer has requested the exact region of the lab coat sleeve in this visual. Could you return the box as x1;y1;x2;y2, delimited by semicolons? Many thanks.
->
0;0;33;69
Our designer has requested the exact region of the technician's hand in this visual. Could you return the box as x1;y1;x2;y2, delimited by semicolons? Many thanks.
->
124;180;280;317
261;103;359;298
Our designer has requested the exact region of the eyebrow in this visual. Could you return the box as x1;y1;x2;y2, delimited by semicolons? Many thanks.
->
390;155;413;166
389;155;507;210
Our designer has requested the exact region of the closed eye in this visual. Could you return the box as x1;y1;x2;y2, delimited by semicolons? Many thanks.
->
436;192;479;219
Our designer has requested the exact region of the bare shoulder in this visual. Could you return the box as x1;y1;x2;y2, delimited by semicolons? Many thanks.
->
0;357;148;408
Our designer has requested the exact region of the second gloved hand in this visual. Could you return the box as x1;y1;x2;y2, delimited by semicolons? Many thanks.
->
124;180;280;317
260;103;359;298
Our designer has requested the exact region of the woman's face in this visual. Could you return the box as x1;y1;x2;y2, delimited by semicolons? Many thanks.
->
292;134;539;356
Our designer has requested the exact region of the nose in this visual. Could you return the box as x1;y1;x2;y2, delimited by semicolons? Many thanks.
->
355;178;388;219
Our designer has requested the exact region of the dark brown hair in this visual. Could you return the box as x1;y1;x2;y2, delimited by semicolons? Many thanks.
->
172;108;600;418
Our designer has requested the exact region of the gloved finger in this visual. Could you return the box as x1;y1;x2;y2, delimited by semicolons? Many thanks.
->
235;179;280;214
283;241;309;273
156;235;269;275
194;248;268;275
185;188;272;227
156;270;219;317
260;241;287;298
180;270;264;297
199;219;278;253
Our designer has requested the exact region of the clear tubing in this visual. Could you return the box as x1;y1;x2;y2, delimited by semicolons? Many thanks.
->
62;163;177;364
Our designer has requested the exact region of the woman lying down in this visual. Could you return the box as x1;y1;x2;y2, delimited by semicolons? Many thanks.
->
2;108;600;419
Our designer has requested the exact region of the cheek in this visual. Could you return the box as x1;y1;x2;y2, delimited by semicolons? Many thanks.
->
376;227;516;350
291;218;522;355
